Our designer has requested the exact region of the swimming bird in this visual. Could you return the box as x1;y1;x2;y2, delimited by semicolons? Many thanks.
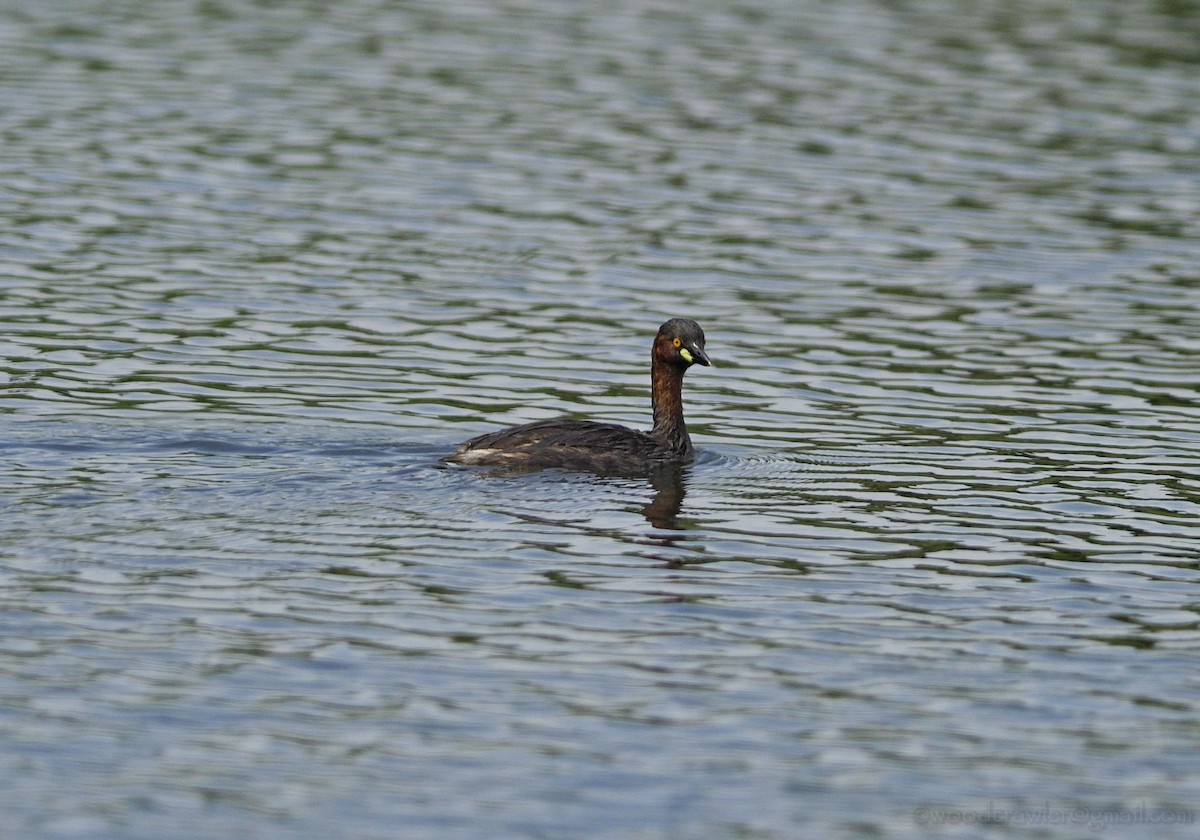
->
443;318;711;474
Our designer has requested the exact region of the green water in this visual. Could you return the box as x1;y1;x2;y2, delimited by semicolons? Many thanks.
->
2;1;1199;838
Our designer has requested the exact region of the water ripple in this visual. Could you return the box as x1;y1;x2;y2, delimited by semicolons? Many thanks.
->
3;0;1200;838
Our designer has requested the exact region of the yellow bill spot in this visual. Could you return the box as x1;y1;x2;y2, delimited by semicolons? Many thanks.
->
679;347;693;362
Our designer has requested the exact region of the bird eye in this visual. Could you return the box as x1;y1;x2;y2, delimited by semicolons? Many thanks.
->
672;338;682;348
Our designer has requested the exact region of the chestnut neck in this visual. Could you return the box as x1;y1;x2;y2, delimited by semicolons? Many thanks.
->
649;353;691;454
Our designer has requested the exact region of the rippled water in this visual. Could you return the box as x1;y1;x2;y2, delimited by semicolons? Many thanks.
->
3;1;1200;838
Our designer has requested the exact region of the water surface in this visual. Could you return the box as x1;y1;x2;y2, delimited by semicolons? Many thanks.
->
2;1;1200;838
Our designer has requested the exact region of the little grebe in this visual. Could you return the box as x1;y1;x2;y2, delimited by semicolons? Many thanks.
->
443;318;711;474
